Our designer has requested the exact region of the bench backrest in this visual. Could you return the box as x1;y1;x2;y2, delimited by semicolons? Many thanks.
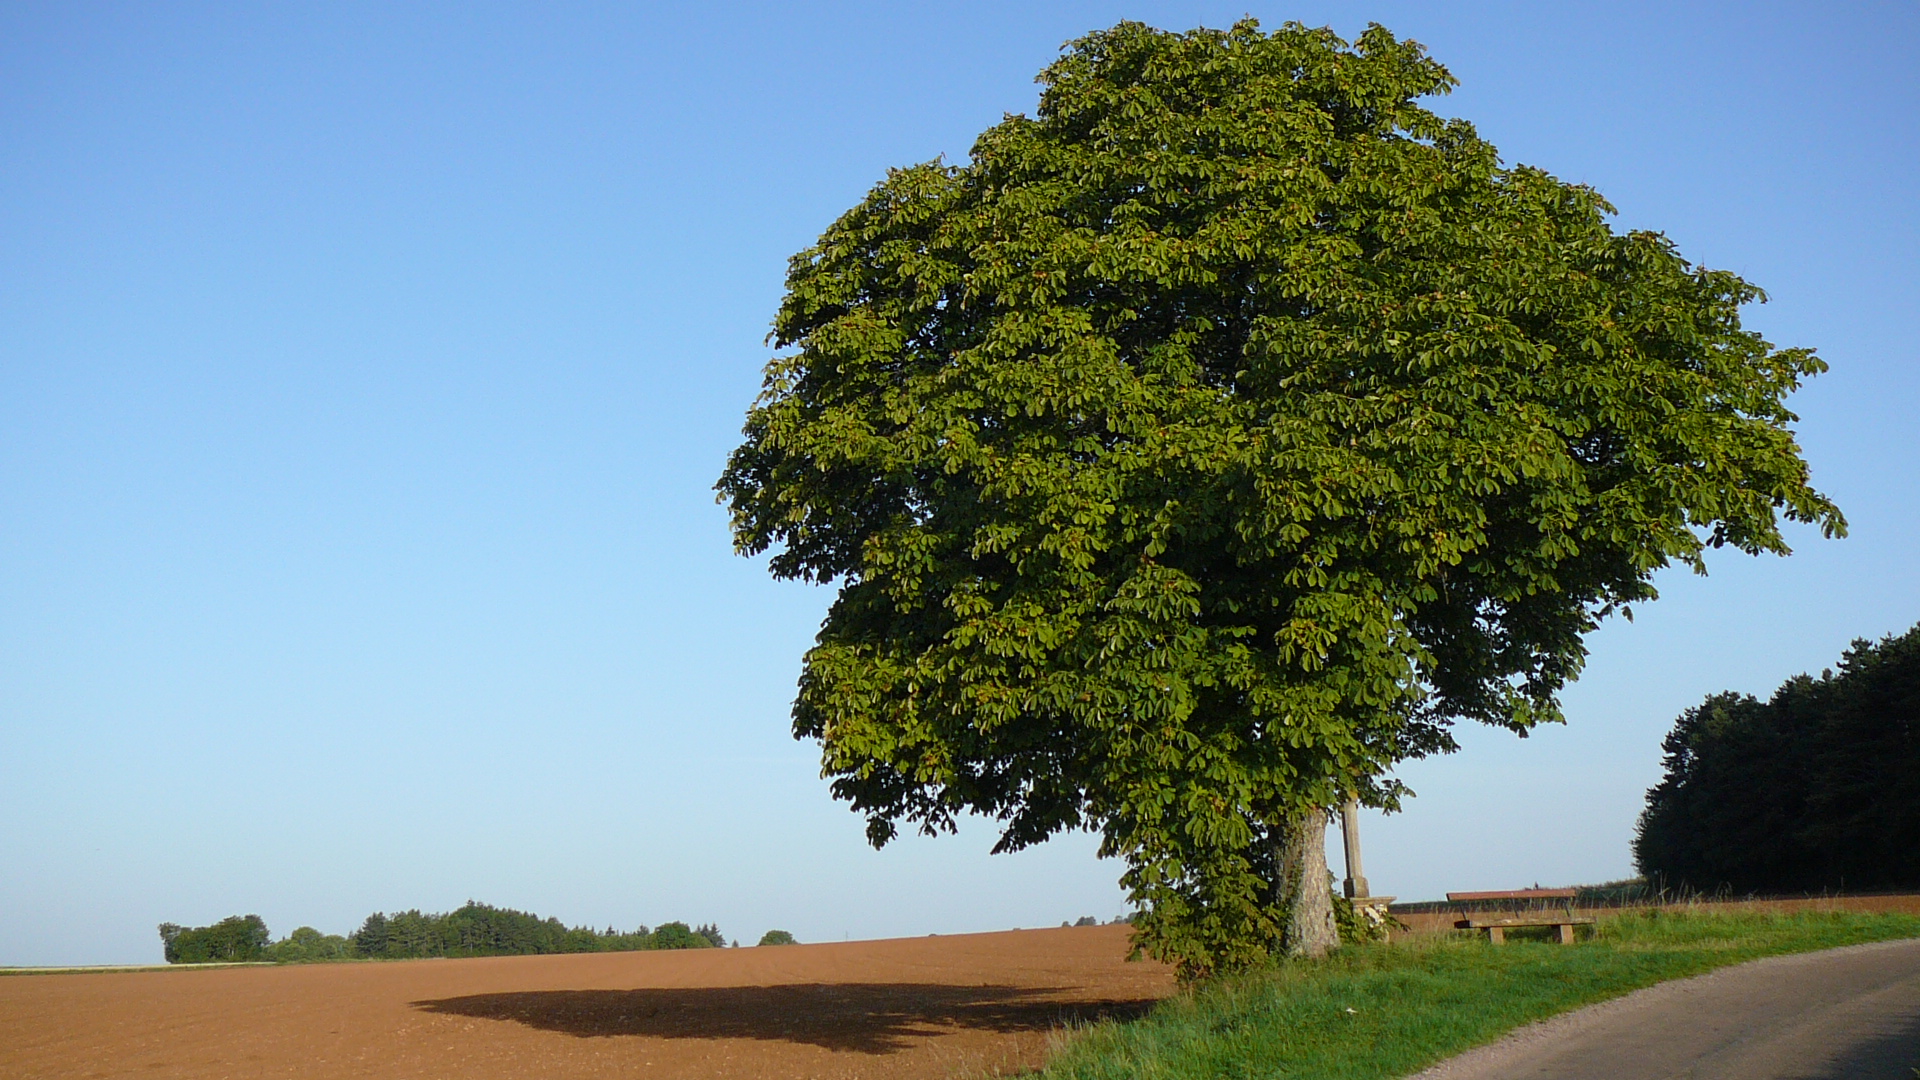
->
1446;889;1577;902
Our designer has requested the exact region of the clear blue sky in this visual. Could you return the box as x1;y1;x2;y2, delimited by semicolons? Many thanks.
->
3;1;1914;966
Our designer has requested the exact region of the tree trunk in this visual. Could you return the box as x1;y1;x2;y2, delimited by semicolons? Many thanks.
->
1276;809;1340;959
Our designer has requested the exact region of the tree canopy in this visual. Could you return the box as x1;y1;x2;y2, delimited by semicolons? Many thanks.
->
159;915;270;964
719;19;1840;975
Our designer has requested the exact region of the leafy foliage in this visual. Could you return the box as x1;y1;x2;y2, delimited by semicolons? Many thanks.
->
758;929;799;946
158;915;270;963
719;19;1839;977
642;920;728;950
264;926;351;963
1331;896;1392;945
1635;623;1920;892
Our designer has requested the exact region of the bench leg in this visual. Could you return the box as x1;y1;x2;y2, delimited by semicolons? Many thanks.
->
1558;923;1575;944
1487;926;1505;945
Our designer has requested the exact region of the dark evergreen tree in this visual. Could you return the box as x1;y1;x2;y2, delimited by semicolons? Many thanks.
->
1635;624;1920;892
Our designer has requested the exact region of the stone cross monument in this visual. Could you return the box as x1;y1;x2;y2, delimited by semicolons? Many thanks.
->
1339;796;1393;918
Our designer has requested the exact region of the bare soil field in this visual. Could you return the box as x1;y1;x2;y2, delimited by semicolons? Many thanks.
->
0;924;1174;1080
12;896;1916;1079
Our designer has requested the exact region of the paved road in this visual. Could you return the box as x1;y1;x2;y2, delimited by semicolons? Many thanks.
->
1407;937;1920;1080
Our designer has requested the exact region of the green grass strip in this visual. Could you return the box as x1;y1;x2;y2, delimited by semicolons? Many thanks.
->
1038;910;1920;1080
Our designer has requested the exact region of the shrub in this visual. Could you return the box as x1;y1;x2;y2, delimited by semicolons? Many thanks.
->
758;929;798;946
264;926;351;963
1332;896;1392;945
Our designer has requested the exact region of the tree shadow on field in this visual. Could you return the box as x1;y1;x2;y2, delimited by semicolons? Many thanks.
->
412;983;1156;1054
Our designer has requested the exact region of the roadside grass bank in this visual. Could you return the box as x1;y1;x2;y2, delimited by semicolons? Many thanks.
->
1036;909;1920;1080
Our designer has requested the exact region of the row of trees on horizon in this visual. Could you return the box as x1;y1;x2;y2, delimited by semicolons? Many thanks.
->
1635;621;1920;894
159;902;769;964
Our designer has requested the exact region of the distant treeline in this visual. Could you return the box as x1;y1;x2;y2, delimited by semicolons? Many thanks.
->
1635;622;1920;894
350;903;724;959
160;915;274;963
160;902;729;964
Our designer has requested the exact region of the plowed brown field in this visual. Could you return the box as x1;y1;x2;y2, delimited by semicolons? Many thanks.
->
0;925;1174;1080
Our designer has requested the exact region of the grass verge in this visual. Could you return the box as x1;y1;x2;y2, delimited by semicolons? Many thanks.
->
1037;909;1920;1080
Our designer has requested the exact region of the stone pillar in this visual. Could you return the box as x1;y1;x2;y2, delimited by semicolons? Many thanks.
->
1340;796;1369;899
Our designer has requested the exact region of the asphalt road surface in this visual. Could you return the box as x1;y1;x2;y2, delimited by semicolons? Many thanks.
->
1408;937;1920;1080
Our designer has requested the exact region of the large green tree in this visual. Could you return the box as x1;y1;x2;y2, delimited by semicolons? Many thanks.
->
719;20;1840;976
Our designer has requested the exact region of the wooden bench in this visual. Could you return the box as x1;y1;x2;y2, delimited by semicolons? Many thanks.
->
1447;889;1592;944
1454;915;1595;944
